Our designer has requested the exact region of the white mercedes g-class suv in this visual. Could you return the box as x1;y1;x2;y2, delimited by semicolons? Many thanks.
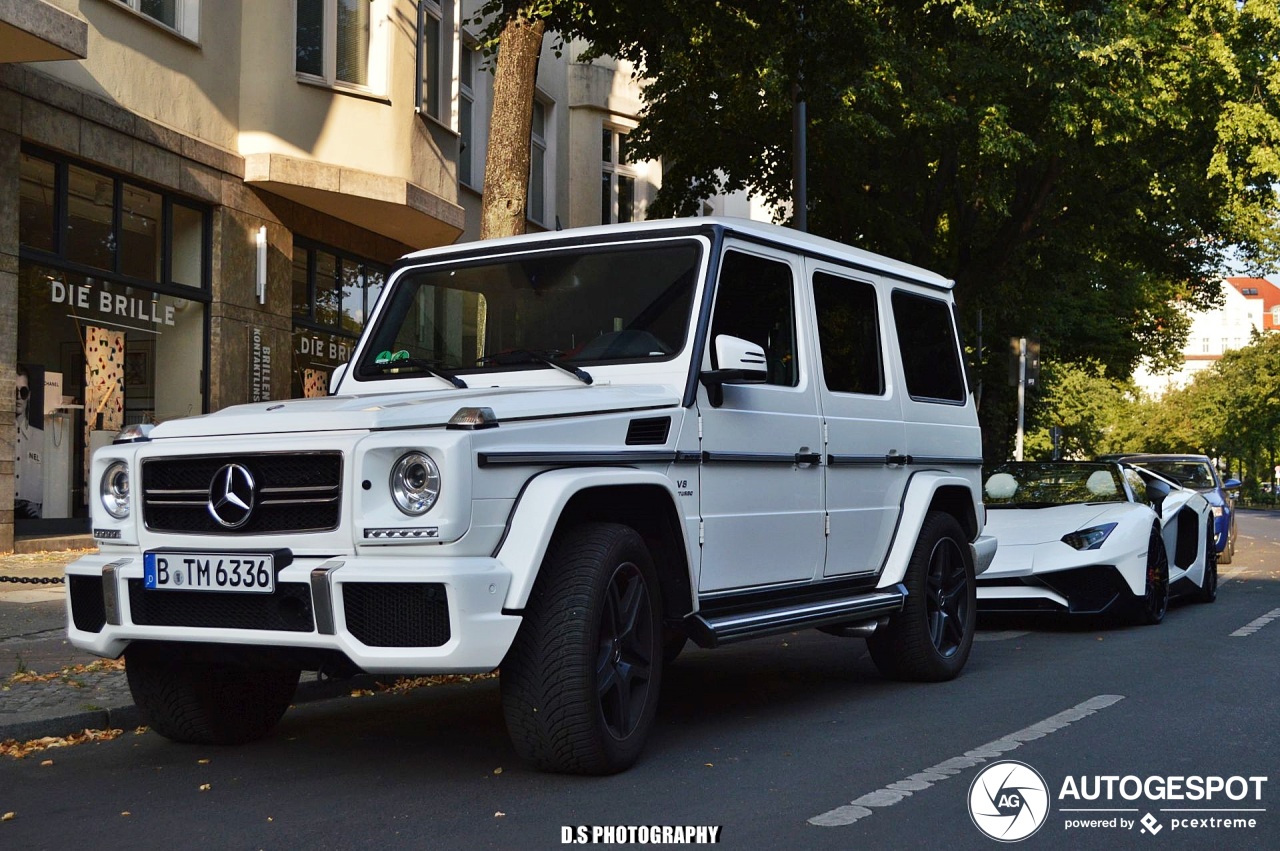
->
67;217;995;774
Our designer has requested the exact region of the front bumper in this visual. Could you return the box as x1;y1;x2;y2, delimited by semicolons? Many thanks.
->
65;552;520;674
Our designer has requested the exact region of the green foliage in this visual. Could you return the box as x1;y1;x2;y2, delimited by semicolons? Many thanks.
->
1022;360;1133;460
514;0;1280;460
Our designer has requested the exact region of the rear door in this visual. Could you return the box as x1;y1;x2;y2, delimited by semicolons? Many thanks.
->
805;261;907;576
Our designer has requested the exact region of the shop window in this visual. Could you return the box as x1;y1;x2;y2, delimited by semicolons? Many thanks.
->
297;0;383;91
15;265;207;525
67;165;115;272
292;241;388;398
19;154;56;254
120;183;162;283
29;151;207;292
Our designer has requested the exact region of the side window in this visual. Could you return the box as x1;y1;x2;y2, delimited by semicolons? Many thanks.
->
891;290;965;403
709;251;798;387
812;272;884;395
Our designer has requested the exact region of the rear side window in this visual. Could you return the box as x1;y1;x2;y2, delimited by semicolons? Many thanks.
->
812;271;884;395
891;290;965;403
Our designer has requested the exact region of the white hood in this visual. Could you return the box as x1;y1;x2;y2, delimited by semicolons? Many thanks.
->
147;384;681;439
983;503;1119;546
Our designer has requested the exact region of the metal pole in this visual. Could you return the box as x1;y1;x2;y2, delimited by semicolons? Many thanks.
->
1015;337;1026;461
792;82;807;233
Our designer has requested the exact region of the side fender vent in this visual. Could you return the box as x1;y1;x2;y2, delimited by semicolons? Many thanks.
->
626;416;672;446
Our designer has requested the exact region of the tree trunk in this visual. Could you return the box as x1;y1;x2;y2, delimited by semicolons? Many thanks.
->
480;11;545;240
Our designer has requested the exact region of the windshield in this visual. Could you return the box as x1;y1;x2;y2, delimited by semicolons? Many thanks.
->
1129;460;1216;489
984;462;1128;508
355;240;701;380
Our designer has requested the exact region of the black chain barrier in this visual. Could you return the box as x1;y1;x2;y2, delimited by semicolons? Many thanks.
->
0;575;66;585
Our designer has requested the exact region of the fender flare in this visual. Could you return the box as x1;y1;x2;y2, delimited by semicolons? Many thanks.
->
495;468;690;611
876;471;982;589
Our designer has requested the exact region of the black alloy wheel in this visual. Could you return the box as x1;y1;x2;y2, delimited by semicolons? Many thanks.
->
596;561;657;741
926;535;971;658
1136;525;1170;625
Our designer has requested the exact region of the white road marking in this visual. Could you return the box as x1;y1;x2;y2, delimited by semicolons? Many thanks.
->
1230;607;1280;637
974;630;1029;642
808;694;1126;827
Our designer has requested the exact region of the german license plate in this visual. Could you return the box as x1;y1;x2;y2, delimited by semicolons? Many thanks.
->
143;552;275;593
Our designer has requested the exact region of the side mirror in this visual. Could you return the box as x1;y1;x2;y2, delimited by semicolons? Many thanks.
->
1223;478;1242;492
328;362;348;395
699;335;767;407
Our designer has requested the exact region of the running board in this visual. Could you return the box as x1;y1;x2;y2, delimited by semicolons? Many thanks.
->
684;584;907;648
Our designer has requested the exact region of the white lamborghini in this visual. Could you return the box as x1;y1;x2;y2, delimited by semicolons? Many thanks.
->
978;461;1217;624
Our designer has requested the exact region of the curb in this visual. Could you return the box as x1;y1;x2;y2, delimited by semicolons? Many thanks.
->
1;672;385;744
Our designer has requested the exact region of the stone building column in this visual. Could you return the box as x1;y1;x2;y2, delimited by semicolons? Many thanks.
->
0;87;21;552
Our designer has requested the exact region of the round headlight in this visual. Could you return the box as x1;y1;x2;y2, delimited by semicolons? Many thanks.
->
100;460;131;519
390;452;441;516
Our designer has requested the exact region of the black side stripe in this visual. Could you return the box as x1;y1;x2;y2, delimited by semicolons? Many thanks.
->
477;451;676;467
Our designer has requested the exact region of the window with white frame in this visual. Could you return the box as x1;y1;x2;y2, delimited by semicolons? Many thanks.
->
297;0;383;91
113;0;200;40
528;98;549;225
417;0;455;122
458;44;476;186
601;126;638;224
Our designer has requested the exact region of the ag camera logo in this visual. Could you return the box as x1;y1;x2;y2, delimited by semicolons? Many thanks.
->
969;761;1051;842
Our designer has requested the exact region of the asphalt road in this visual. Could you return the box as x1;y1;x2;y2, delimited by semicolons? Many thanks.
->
2;512;1278;850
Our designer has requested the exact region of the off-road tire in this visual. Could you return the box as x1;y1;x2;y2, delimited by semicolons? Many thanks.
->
1194;518;1219;604
501;523;663;775
1134;525;1170;625
867;511;975;682
125;644;299;745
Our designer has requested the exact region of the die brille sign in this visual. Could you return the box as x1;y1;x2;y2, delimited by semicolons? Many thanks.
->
49;278;177;329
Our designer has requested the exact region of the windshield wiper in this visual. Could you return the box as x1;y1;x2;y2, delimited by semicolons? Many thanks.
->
371;356;468;388
479;349;593;385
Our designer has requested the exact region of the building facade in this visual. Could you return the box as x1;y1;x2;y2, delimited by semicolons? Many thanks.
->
1133;276;1280;397
1;1;672;550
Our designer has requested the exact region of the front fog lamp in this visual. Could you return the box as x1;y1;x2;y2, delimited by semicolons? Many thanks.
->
390;452;441;516
1061;522;1117;551
100;460;131;519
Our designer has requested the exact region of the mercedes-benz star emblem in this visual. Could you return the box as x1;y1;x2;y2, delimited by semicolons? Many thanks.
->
207;463;256;529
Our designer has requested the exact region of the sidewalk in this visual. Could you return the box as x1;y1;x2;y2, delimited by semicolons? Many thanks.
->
0;546;383;747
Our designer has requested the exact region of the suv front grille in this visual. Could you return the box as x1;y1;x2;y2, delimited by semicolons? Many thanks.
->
141;453;342;535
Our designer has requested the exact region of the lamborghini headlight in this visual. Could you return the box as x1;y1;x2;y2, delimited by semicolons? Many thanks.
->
1061;522;1117;551
389;451;441;516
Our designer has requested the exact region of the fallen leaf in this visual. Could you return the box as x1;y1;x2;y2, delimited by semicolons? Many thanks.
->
121;812;131;817
40;759;53;767
2;812;14;822
494;812;505;818
197;759;210;765
705;763;714;767
493;767;503;775
199;784;211;791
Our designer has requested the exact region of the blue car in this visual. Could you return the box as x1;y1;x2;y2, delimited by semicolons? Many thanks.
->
1115;454;1241;563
